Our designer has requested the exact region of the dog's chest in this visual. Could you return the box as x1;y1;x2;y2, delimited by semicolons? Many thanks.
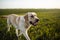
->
17;16;26;29
18;16;30;29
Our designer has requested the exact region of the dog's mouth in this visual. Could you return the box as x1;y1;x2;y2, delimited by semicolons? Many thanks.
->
29;19;39;26
29;21;38;26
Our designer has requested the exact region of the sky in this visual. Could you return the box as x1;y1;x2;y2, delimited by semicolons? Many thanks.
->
0;0;60;9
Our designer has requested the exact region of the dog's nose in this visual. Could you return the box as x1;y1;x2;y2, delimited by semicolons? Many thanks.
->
36;19;39;22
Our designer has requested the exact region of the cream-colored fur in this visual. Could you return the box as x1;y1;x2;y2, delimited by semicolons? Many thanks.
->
7;12;39;40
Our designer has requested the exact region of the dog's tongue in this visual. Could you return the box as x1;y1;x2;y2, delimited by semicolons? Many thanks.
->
34;22;37;26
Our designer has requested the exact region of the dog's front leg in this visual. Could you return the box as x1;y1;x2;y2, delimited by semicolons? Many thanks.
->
22;31;31;40
18;31;23;36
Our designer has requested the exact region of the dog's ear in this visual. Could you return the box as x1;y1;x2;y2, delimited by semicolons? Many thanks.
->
24;13;29;28
24;14;28;21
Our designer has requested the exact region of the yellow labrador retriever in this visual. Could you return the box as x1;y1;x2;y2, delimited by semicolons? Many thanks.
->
6;12;39;40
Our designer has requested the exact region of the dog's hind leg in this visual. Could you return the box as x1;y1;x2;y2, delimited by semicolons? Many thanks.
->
7;18;11;31
16;29;18;37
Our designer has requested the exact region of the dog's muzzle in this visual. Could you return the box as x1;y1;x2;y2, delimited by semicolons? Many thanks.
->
29;19;39;26
35;19;39;22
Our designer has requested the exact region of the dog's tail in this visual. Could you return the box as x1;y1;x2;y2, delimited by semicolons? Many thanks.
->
0;15;8;18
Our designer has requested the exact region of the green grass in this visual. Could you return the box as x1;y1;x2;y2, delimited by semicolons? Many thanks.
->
0;9;60;40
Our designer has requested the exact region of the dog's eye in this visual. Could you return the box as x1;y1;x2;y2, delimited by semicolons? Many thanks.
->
31;15;34;18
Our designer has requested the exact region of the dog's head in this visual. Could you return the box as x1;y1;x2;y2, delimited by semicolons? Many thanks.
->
27;12;39;26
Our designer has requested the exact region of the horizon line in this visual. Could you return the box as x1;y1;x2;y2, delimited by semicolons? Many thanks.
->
0;8;60;9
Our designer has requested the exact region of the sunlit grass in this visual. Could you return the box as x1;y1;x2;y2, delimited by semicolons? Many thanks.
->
0;9;60;40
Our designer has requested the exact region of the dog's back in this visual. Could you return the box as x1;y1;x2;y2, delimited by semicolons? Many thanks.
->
7;14;25;29
7;14;20;29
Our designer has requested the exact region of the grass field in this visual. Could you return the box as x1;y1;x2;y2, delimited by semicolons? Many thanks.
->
0;9;60;40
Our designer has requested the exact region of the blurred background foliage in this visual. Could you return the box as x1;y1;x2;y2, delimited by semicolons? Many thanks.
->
0;9;60;40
